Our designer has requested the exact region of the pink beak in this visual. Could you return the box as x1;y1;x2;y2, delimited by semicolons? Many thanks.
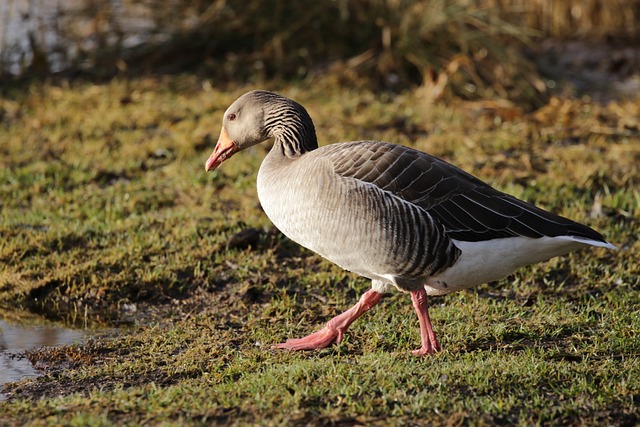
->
205;127;238;172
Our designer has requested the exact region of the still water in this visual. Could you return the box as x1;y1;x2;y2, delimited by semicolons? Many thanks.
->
0;318;87;400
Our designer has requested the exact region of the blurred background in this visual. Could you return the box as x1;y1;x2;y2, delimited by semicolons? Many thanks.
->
1;0;639;106
1;3;638;419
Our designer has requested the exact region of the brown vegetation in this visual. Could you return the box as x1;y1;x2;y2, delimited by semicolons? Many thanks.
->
2;0;640;104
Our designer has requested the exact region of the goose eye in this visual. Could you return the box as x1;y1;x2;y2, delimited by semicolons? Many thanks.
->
227;113;237;121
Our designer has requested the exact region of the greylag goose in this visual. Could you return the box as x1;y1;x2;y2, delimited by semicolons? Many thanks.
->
205;90;616;355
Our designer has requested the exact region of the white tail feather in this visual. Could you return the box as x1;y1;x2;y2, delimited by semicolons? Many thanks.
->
425;235;615;295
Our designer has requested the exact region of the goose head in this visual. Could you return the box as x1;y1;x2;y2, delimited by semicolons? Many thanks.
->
205;90;273;172
205;90;318;171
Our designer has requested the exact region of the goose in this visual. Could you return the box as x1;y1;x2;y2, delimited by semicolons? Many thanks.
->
205;90;616;355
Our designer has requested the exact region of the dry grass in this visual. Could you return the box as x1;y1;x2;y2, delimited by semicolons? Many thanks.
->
495;0;640;38
3;0;640;104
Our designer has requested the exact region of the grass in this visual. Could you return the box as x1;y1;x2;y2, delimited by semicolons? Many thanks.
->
0;74;639;425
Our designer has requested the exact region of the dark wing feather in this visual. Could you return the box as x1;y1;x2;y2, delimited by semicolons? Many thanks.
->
326;140;608;244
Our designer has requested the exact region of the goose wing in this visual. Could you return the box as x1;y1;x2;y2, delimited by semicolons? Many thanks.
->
323;140;608;244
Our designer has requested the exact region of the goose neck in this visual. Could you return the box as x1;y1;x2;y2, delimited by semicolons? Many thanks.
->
266;103;318;158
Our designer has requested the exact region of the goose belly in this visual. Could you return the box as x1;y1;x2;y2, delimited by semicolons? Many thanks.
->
424;236;588;295
257;180;383;278
257;169;451;283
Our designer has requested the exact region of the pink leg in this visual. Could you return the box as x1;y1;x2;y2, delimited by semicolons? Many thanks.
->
273;289;383;351
410;288;441;355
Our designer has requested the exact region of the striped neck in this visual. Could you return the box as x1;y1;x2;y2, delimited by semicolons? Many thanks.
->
265;98;318;157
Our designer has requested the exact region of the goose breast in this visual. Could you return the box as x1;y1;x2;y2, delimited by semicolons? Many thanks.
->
257;140;460;291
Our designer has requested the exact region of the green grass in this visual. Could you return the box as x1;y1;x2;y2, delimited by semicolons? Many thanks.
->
0;75;639;425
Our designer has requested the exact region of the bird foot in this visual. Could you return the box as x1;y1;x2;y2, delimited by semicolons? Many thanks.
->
272;326;342;351
411;344;441;356
410;289;442;356
272;289;383;352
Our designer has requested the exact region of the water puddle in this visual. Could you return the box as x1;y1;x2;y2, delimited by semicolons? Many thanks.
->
0;318;87;400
